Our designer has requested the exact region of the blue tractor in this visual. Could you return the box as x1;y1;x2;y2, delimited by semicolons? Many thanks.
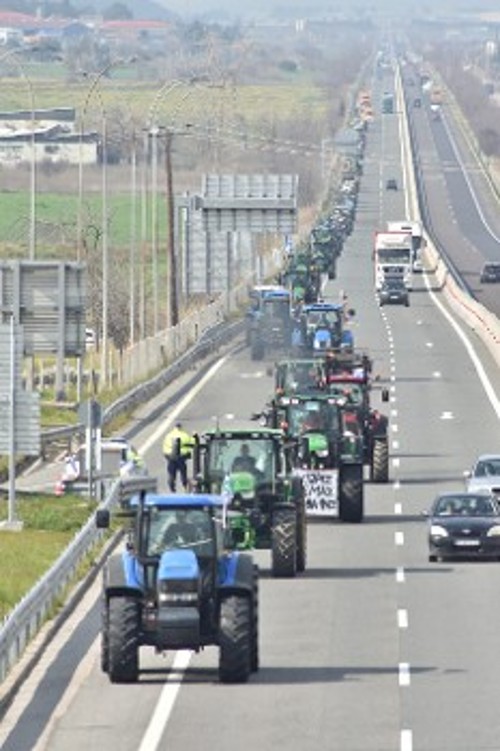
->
246;286;293;360
295;302;354;355
96;491;259;684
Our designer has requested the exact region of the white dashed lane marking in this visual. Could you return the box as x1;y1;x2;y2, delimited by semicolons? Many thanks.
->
399;663;411;686
395;531;405;546
398;610;408;629
401;729;413;751
396;568;405;583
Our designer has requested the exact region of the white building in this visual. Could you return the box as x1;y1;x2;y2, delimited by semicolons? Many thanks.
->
0;108;99;166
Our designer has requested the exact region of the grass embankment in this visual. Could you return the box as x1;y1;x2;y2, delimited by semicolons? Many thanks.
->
0;493;103;620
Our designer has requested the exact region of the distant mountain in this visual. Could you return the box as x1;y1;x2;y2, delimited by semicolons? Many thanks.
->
68;0;178;22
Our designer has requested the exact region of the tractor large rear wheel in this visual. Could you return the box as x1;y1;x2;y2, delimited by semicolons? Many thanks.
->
251;336;265;361
295;501;307;573
108;597;140;684
371;438;389;483
271;508;297;577
339;465;364;523
101;596;110;673
219;595;252;683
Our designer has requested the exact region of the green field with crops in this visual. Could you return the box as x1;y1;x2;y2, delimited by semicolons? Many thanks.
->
0;190;168;251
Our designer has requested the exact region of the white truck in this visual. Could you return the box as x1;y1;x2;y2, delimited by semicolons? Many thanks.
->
386;220;424;271
373;231;413;290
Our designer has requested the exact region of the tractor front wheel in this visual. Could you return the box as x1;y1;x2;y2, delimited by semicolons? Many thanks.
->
371;438;389;483
271;508;297;577
219;595;252;683
107;597;140;684
339;465;364;523
251;565;259;672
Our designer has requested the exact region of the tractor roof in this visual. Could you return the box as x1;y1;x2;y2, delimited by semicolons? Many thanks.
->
277;394;341;405
303;302;343;312
130;493;224;508
202;427;282;439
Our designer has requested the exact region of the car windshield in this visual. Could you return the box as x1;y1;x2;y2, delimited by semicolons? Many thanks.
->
147;507;215;557
474;459;500;477
434;495;498;517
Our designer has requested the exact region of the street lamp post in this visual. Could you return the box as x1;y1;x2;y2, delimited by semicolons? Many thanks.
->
79;59;127;388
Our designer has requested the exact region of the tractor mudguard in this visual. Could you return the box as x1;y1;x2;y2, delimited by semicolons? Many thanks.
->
218;551;254;596
103;551;143;598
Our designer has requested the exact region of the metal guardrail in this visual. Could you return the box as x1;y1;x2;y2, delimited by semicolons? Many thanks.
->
0;316;244;689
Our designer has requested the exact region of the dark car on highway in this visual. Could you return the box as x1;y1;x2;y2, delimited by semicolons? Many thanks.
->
480;262;500;283
378;277;409;307
427;491;500;562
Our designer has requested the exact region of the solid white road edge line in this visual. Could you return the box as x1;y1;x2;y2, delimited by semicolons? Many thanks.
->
139;354;231;455
424;273;500;418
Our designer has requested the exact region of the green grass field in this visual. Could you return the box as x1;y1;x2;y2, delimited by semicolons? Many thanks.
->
0;190;166;250
0;493;103;619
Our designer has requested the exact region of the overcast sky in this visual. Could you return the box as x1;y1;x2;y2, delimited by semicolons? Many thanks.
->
155;0;499;22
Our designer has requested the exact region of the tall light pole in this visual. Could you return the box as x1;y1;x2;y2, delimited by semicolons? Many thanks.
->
0;49;36;259
78;59;127;387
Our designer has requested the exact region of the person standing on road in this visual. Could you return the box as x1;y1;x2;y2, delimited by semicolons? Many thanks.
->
162;421;195;492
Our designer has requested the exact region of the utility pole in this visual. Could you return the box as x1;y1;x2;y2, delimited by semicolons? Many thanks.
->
165;128;179;328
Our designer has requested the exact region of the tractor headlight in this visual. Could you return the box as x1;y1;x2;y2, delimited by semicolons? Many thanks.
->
158;578;199;605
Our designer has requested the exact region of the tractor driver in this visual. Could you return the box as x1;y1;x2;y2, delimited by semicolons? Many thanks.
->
232;443;258;474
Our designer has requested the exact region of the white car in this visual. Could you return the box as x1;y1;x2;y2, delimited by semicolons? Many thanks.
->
464;454;500;500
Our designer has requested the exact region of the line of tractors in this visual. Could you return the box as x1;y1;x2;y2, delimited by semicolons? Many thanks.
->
95;341;390;687
94;120;376;687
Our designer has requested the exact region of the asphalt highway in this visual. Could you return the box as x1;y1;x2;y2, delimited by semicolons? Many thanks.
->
2;66;500;751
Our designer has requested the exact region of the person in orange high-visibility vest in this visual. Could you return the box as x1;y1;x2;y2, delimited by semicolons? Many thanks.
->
162;421;195;492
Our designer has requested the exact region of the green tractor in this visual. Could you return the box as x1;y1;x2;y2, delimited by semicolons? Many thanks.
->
263;393;365;523
273;353;390;483
193;427;306;577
